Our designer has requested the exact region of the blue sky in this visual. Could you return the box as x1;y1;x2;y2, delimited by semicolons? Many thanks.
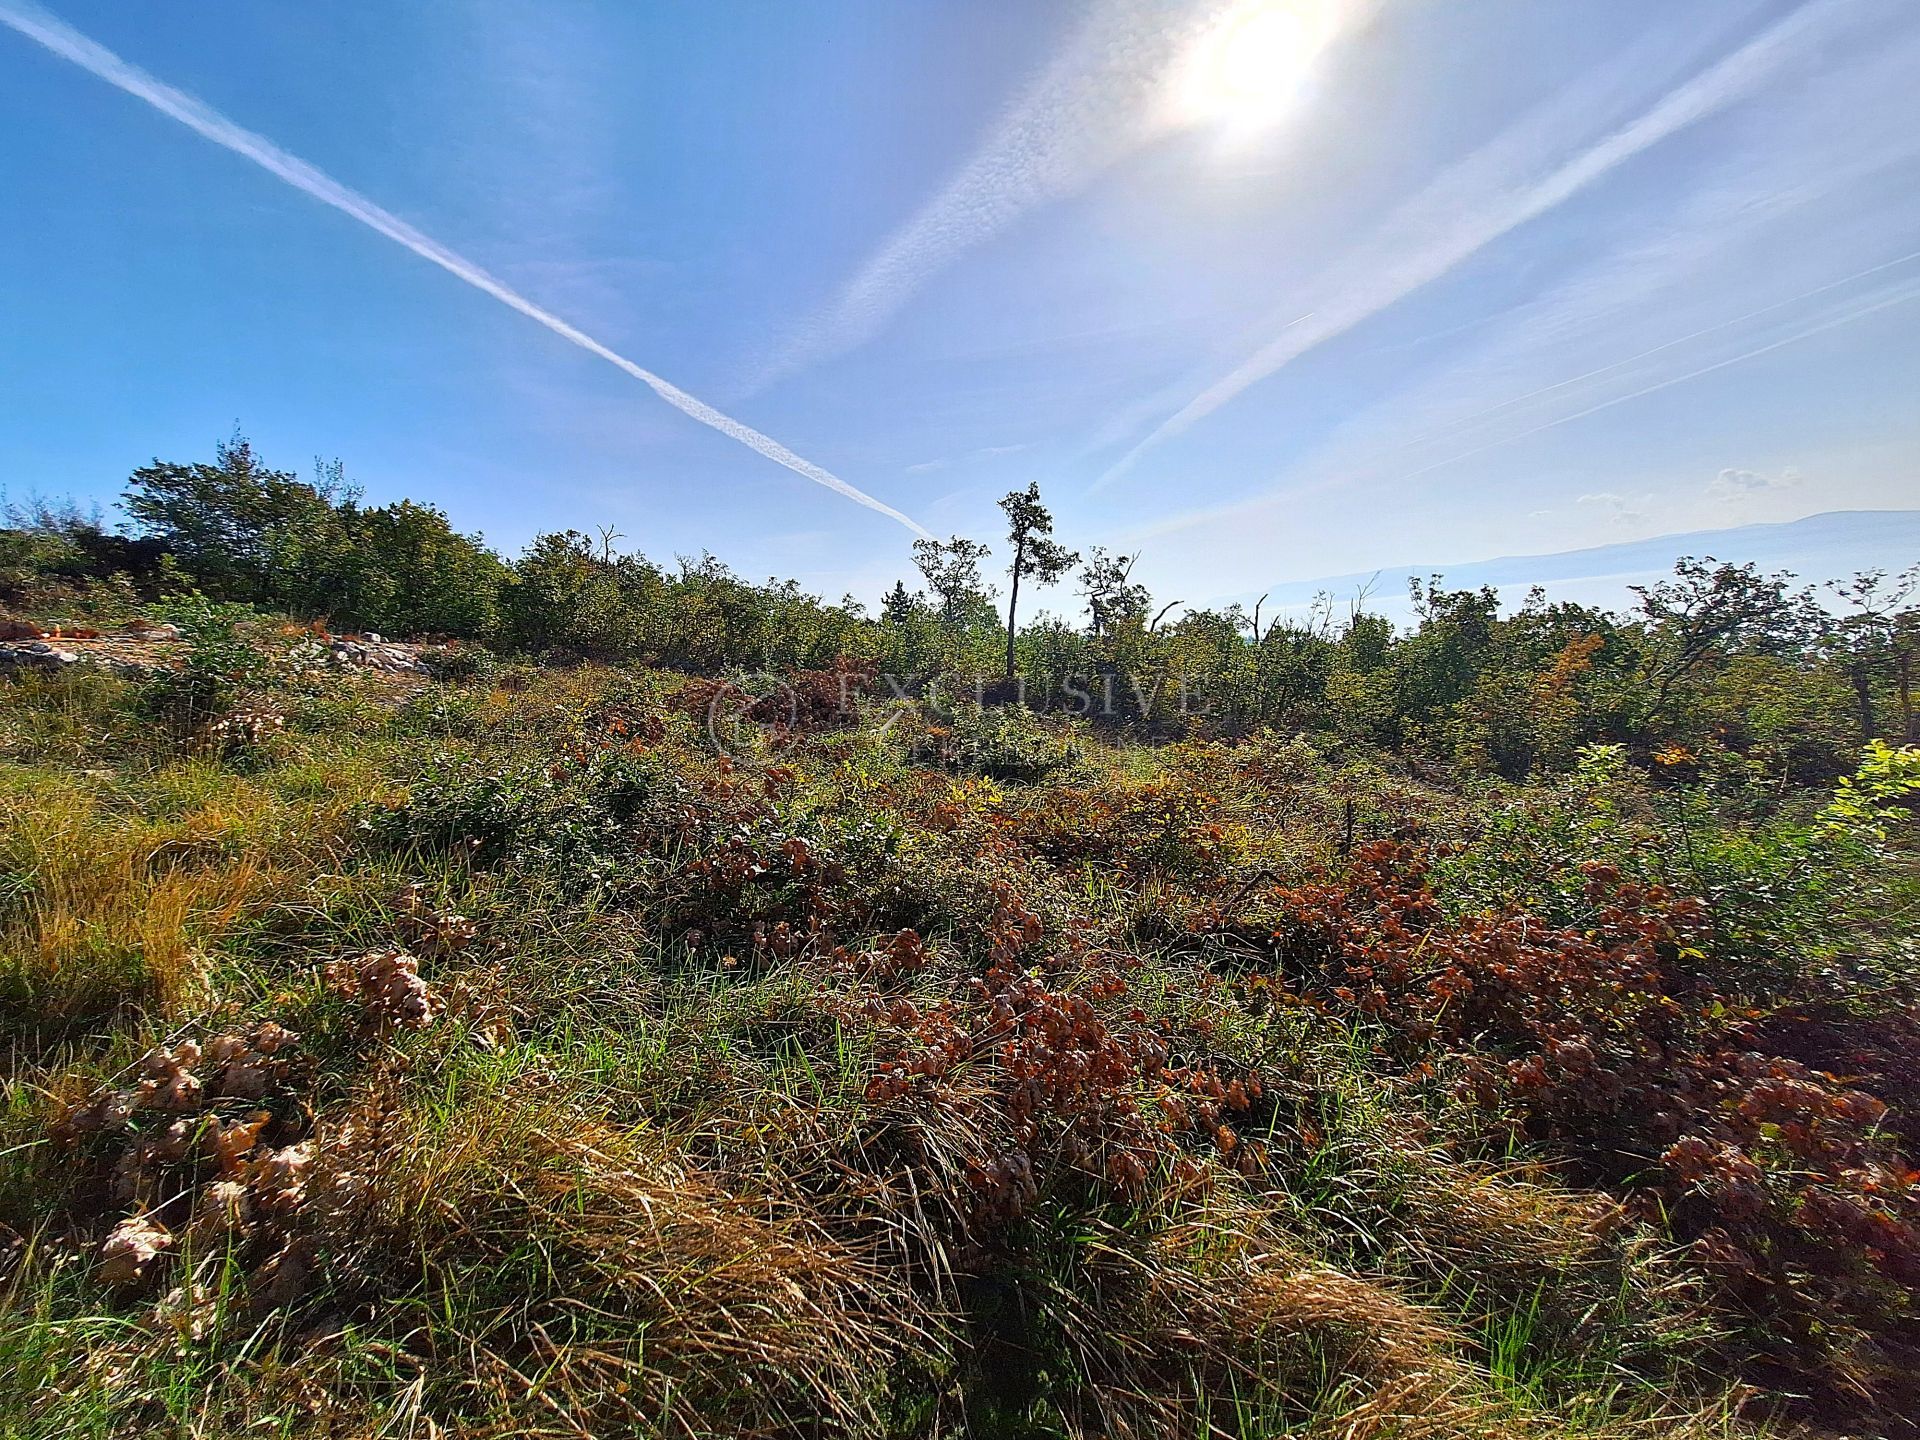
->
2;0;1917;613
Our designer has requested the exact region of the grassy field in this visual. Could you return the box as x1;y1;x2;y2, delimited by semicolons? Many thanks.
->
2;646;1916;1439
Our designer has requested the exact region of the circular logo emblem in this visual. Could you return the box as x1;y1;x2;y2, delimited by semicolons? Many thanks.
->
702;672;799;756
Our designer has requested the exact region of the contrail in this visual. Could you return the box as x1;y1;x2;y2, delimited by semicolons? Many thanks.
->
1090;0;1850;493
1398;277;1920;482
1111;268;1920;551
0;1;932;540
1407;245;1920;446
757;0;1217;389
758;0;1374;390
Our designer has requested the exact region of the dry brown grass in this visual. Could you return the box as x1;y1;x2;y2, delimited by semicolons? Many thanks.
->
288;1080;936;1439
0;761;371;1024
0;664;1827;1440
1015;1196;1501;1440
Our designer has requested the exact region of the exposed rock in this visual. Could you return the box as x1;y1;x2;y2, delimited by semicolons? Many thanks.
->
0;641;80;671
326;637;430;674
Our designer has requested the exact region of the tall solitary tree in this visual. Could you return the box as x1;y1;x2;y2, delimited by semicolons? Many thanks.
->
997;483;1077;681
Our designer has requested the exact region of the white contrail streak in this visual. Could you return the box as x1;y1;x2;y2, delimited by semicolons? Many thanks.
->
1091;0;1849;492
0;1;932;540
1398;277;1920;482
1111;268;1920;550
759;0;1375;389
1409;245;1920;446
758;0;1218;389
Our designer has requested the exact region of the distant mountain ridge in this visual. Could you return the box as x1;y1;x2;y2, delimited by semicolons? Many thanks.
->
1249;510;1920;620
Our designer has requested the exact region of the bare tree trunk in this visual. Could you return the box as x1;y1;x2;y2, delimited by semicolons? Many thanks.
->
1004;539;1023;683
1851;658;1877;741
1899;647;1914;741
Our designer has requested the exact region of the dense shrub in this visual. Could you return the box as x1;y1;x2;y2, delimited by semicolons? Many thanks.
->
911;699;1083;782
135;595;270;733
14;434;1916;783
863;956;1266;1223
1267;839;1920;1385
366;744;663;883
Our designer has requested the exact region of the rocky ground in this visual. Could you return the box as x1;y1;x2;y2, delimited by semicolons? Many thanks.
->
0;618;431;677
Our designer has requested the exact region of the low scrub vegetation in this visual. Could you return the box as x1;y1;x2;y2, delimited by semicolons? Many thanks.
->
2;443;1917;1438
9;434;1917;778
0;635;1914;1439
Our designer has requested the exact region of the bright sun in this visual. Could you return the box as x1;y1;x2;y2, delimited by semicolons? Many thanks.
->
1167;0;1344;135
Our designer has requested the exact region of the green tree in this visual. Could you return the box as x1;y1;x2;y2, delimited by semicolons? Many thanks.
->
343;500;508;639
507;531;657;659
911;535;994;631
997;484;1077;681
1825;565;1920;741
1630;557;1821;728
880;580;922;625
1078;546;1150;640
123;433;348;606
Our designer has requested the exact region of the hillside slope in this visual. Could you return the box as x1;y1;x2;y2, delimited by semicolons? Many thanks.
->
2;638;1916;1439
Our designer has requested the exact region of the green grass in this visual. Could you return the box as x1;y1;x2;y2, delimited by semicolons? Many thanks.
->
0;660;1909;1438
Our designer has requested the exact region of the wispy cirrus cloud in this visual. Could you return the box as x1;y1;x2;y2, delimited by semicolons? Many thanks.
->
757;0;1216;389
0;0;932;538
1116;261;1920;559
1399;247;1920;458
1090;0;1863;493
903;442;1035;476
1088;0;1920;614
1392;270;1920;487
1234;10;1920;513
758;0;1372;391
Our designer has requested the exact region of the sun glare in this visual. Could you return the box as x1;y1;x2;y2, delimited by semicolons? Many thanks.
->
1168;0;1344;136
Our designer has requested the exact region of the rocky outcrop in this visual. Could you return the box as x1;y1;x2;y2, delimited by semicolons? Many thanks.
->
0;640;80;670
325;636;431;674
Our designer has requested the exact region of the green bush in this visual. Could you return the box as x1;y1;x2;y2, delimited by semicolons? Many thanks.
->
927;699;1082;782
137;594;270;732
